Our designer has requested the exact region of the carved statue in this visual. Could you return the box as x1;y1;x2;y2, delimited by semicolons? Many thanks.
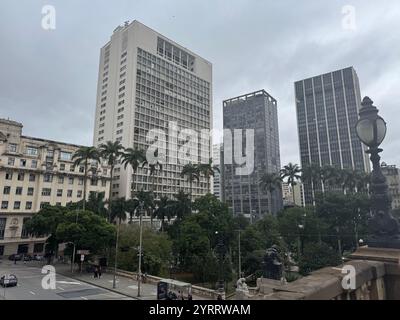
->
236;278;249;293
263;245;283;280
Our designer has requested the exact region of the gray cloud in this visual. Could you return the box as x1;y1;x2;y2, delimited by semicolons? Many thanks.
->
0;0;399;167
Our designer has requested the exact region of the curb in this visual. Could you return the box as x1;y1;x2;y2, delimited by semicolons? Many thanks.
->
57;271;141;300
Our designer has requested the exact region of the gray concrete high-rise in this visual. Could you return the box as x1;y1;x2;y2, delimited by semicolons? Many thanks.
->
295;67;370;204
93;21;212;201
222;90;283;217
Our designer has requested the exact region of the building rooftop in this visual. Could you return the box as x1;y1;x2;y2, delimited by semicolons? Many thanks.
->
223;90;277;107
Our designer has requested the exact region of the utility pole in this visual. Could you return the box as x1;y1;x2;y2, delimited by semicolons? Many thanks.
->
238;229;242;279
71;210;80;273
137;202;144;297
113;220;120;289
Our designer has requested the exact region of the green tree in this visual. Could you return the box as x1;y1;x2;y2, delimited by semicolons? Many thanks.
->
198;158;220;193
99;141;125;222
154;196;174;231
260;172;282;210
301;163;321;204
55;210;115;254
116;224;173;276
298;242;341;275
141;159;163;194
171;190;192;222
180;163;200;202
71;146;100;211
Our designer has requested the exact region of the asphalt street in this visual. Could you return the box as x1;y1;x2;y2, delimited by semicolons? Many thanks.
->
0;259;133;300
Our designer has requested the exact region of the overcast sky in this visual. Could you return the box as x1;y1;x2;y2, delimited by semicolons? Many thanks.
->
1;0;399;167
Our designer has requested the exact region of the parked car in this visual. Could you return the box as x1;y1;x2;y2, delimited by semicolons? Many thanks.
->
23;255;33;262
33;255;44;261
0;274;18;287
8;254;22;261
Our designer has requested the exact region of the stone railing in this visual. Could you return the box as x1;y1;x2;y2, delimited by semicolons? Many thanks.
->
238;247;400;300
111;268;221;299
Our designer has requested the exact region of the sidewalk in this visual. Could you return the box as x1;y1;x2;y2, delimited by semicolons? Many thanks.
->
53;263;156;300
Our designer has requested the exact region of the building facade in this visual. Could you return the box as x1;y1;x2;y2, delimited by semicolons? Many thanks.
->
282;182;305;207
295;67;370;204
212;143;222;200
381;163;400;209
93;21;212;201
222;90;283;217
0;119;111;257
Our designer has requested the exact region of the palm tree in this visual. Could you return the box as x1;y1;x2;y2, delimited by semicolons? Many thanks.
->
154;196;174;231
260;172;282;210
109;197;127;289
338;169;357;194
128;190;155;224
355;171;370;194
72;146;100;211
198;158;220;193
171;190;192;221
141;159;163;195
301;164;321;204
121;147;146;197
99;141;125;222
280;163;302;204
180;163;200;202
86;191;107;218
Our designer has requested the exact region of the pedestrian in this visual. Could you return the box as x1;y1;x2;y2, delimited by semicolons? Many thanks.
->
188;294;193;301
93;266;98;279
98;266;102;279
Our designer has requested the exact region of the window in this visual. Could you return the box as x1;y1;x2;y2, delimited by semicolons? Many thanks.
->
31;160;38;168
67;190;73;197
20;159;27;167
29;174;36;182
79;166;85;173
60;151;72;161
27;187;34;196
25;202;32;210
43;174;52;182
33;243;44;253
8;143;17;153
17;172;25;181
21;217;31;239
5;172;13;180
58;176;64;184
16;187;23;195
91;178;98;186
14;201;21;210
77;190;82;198
8;157;15;166
26;147;38;156
78;177;84;185
0;218;6;240
57;189;63;197
60;163;65;171
42;188;51;196
68;177;74;185
3;186;11;195
56;202;62;207
102;180;107;187
70;165;75;172
40;202;50;209
1;201;8;209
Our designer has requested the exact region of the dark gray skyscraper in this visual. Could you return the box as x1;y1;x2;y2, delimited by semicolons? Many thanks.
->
222;90;283;218
295;66;370;204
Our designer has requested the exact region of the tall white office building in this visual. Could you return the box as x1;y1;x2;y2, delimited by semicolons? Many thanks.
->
93;21;213;200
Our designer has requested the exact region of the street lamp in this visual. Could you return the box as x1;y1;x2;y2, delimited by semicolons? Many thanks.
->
355;96;400;248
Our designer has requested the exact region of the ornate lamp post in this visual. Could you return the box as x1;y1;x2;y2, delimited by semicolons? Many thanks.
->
355;97;400;248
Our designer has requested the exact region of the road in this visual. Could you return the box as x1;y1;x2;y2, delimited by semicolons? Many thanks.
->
0;259;133;300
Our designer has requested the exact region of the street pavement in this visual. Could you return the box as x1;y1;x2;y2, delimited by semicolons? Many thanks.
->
0;259;133;300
